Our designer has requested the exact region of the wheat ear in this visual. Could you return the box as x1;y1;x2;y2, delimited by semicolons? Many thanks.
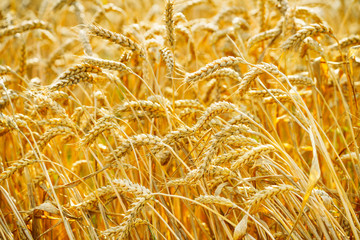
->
74;178;151;210
82;56;134;74
107;134;164;164
237;63;281;96
247;28;282;49
248;184;298;209
164;0;175;49
49;63;102;91
195;195;237;207
114;100;167;117
0;20;50;38
329;35;360;49
101;195;153;239
185;57;245;83
101;218;149;239
37;126;75;150
80;115;117;146
0;158;37;184
281;24;333;50
231;144;275;170
88;25;143;55
194;101;237;131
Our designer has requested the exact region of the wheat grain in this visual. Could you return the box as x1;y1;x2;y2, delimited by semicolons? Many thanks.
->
52;0;75;11
191;21;218;33
0;114;28;133
119;50;133;63
213;124;252;141
202;78;217;102
276;0;288;15
282;7;296;36
146;95;169;107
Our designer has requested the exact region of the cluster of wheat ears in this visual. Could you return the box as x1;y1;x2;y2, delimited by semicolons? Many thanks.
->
0;0;359;239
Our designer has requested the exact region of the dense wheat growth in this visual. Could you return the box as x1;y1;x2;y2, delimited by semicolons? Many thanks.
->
0;0;360;239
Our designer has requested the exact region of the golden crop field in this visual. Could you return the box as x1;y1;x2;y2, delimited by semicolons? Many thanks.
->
0;0;360;239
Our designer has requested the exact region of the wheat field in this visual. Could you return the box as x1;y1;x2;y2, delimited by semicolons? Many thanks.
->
0;0;360;239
